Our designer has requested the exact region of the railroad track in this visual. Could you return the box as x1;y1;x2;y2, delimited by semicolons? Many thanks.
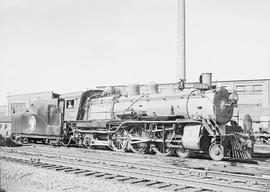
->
2;146;270;179
6;144;270;177
1;147;269;191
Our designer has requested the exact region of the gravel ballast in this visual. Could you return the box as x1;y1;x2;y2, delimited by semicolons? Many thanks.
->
0;160;165;192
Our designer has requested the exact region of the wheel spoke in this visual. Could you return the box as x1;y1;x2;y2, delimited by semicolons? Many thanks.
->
153;128;175;156
175;146;191;158
111;128;128;152
128;127;149;154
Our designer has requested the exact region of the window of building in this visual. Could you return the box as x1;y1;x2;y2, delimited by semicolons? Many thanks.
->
253;85;263;92
236;85;245;92
245;85;253;92
66;99;74;109
158;88;167;93
235;84;263;93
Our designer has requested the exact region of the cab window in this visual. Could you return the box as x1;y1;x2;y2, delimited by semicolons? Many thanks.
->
66;99;74;109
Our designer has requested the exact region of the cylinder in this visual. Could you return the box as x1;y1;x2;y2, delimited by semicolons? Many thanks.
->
182;125;201;150
127;84;140;96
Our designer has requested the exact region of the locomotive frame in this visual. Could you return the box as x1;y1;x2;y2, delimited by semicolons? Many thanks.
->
5;73;254;161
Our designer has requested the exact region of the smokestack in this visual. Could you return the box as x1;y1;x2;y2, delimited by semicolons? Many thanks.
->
176;0;186;81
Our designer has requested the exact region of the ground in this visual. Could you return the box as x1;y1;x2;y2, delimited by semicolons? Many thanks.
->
1;143;269;192
0;160;164;192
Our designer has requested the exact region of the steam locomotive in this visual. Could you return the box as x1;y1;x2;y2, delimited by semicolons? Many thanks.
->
1;73;254;161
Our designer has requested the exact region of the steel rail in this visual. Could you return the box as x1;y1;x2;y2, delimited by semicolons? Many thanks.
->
2;146;269;184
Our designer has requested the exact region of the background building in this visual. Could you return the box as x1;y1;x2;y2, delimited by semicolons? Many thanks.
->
0;105;7;117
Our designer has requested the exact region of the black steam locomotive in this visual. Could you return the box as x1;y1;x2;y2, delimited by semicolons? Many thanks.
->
1;73;254;161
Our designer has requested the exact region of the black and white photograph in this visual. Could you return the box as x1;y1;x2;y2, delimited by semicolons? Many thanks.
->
0;0;270;191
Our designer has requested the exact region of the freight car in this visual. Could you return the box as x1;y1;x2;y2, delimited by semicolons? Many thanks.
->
8;73;254;161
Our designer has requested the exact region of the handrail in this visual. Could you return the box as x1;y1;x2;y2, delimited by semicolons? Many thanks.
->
201;119;215;137
126;94;147;111
208;115;221;135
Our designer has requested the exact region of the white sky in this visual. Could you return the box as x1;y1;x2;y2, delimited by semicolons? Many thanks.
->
0;0;270;105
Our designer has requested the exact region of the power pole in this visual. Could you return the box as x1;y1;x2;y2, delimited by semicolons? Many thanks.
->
177;0;186;90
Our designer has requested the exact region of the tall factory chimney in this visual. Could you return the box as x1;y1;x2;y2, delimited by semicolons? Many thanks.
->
176;0;186;82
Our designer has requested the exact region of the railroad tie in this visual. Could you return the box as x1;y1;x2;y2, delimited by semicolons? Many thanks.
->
55;167;71;171
128;178;147;184
84;171;97;176
74;170;89;174
103;174;119;180
30;162;43;167
185;188;205;192
94;173;107;177
155;183;172;189
38;164;53;168
144;181;161;186
175;186;197;192
118;177;138;183
170;185;191;191
117;177;134;182
41;165;59;169
64;168;80;172
164;184;186;191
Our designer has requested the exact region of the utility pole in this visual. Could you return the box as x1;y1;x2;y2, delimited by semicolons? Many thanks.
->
177;0;186;90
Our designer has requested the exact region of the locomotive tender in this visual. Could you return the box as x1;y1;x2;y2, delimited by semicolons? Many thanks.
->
8;73;254;161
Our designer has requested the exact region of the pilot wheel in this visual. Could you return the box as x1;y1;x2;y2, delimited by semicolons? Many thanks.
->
209;143;224;161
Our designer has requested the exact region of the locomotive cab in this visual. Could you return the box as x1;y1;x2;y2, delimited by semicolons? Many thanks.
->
64;97;80;121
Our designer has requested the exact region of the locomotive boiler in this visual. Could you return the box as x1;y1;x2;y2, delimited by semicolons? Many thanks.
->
10;73;254;161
